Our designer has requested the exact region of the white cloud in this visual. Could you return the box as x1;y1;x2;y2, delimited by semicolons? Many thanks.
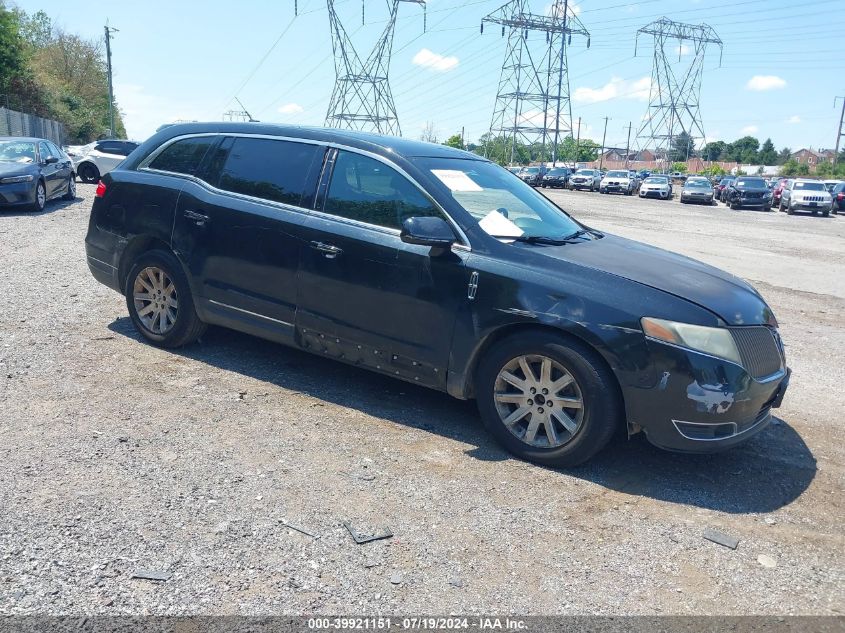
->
277;103;304;115
741;125;759;135
786;115;801;124
746;75;786;91
674;44;691;56
412;48;459;72
572;76;652;104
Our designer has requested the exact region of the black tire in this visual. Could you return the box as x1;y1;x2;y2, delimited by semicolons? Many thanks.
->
822;209;830;217
731;201;740;210
125;249;206;348
780;199;787;212
476;332;622;468
764;204;772;212
78;162;100;184
31;180;46;212
62;175;76;201
787;204;794;215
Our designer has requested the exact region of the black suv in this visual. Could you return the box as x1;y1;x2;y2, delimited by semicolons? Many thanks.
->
85;123;790;467
541;167;572;189
518;165;546;186
724;177;773;211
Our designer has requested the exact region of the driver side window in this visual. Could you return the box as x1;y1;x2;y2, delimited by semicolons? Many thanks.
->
324;151;443;230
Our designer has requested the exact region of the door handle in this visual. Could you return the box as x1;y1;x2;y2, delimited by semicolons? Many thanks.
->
310;241;343;258
183;209;210;226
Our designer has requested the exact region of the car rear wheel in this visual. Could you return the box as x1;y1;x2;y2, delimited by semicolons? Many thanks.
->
31;180;46;212
476;333;621;467
125;249;206;348
62;175;76;201
78;162;100;184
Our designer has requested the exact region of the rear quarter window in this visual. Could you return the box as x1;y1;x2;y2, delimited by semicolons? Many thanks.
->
148;136;216;177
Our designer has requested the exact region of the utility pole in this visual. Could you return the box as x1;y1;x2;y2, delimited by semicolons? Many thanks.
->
461;126;465;150
598;116;609;171
624;121;632;169
574;116;581;167
104;24;119;137
834;96;845;164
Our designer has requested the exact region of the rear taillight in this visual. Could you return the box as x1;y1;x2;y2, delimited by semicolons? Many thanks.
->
838;193;844;200
95;180;106;198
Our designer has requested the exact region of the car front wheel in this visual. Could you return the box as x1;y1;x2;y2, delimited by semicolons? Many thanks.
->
125;250;207;348
31;180;46;212
476;333;622;467
78;162;100;184
62;175;76;201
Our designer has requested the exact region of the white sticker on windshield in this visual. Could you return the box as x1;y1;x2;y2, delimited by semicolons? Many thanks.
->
431;169;483;192
478;210;524;238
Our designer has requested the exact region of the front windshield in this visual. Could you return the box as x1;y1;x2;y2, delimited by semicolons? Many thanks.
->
736;178;765;188
794;181;825;191
0;141;37;163
686;179;710;188
605;171;628;178
524;167;539;174
575;169;594;176
420;159;581;240
548;168;568;175
644;177;667;184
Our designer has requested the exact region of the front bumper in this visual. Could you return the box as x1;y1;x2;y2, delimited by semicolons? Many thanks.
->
0;181;37;207
543;178;567;187
733;196;771;208
640;188;669;198
570;179;594;189
601;183;630;193
681;192;713;203
624;340;790;453
790;200;832;212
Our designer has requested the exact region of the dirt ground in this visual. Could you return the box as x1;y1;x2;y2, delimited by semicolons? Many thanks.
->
0;183;842;615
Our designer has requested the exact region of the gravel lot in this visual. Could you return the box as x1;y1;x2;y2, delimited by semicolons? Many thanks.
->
0;183;843;615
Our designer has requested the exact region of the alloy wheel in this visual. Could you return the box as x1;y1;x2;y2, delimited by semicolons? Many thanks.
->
493;354;584;448
132;267;179;335
36;183;46;209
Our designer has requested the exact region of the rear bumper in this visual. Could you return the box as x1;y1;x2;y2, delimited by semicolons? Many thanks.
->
623;340;789;453
85;224;124;294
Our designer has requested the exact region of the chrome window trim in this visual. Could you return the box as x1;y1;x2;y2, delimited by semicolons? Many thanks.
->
138;131;471;250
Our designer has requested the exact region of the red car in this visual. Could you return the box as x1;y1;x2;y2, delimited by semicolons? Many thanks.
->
771;178;789;208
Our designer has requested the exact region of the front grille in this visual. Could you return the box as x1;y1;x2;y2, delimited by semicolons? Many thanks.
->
743;192;762;198
801;195;824;202
730;326;784;380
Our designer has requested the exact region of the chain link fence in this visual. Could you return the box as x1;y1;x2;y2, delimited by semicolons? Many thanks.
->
0;107;65;146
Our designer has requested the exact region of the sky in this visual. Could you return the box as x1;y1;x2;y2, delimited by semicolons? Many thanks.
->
16;0;845;153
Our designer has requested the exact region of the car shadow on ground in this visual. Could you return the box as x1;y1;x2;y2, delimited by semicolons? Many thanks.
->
0;195;79;218
107;318;816;515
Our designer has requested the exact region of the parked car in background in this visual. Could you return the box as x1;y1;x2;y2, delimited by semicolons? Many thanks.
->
64;142;96;159
724;177;773;211
0;136;75;212
541;166;571;189
518;165;546;187
639;175;672;200
680;177;714;204
831;182;845;214
779;179;833;216
771;178;789;208
715;177;735;202
74;139;140;183
84;122;790;466
568;168;602;191
506;166;522;175
599;170;635;195
628;170;641;190
822;179;843;193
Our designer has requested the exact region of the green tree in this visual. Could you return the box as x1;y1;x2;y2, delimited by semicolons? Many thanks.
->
777;147;792;165
796;162;810;176
759;138;777;165
0;3;27;97
702;141;726;161
669;131;694;162
442;133;464;150
671;162;687;173
724;136;760;163
816;161;834;178
702;164;726;177
780;159;800;176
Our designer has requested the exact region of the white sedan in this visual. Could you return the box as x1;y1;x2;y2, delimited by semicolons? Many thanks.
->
639;175;672;200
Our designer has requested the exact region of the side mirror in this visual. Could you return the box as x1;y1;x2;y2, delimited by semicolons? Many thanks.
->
44;156;59;164
400;216;456;251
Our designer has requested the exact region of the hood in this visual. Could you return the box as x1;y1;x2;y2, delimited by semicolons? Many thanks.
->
735;185;769;193
529;234;773;326
0;161;35;177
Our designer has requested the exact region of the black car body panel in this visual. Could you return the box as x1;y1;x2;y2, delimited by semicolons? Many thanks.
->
726;178;772;209
85;122;790;457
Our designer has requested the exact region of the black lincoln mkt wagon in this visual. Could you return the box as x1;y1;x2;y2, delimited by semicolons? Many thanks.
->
85;123;790;466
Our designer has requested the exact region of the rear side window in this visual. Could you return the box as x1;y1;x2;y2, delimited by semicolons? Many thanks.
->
216;137;321;207
324;151;442;230
96;142;122;154
149;136;216;177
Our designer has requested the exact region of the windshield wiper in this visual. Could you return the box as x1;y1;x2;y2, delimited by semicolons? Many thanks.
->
562;228;603;241
490;235;571;245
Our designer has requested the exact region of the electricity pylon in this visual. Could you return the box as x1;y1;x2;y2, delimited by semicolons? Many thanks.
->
482;0;589;166
635;17;722;163
325;0;425;136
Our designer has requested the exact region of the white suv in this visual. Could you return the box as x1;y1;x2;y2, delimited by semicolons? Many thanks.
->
74;140;140;183
599;170;634;195
779;179;833;216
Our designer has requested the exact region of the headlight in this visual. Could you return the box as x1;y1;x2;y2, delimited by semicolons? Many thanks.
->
641;317;741;365
0;174;34;184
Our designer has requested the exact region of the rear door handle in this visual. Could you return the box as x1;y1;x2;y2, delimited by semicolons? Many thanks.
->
310;241;343;259
183;209;210;226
